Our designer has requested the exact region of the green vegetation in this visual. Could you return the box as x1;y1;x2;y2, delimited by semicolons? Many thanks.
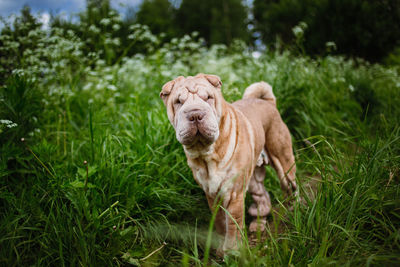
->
176;0;249;45
1;2;400;266
253;0;400;62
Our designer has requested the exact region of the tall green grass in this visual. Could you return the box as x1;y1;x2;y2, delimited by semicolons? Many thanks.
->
0;35;399;265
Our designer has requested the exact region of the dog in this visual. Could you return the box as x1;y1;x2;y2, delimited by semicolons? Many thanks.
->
160;73;297;254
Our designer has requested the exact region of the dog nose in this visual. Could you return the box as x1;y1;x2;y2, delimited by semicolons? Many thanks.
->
187;110;205;122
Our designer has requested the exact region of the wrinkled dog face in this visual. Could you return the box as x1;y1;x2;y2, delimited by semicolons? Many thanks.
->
160;74;223;147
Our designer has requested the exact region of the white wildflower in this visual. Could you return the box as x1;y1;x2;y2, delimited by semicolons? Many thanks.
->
100;18;111;26
88;25;100;34
83;82;93;91
96;83;104;90
107;84;117;91
112;38;120;46
96;59;106;66
326;41;337;51
292;21;307;38
112;24;120;31
0;119;18;128
292;26;303;38
129;24;141;31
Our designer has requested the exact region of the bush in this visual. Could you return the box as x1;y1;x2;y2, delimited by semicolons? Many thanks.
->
0;5;42;84
0;74;43;144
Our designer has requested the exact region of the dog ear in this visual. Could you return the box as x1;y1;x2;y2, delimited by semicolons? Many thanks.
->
160;80;175;101
160;76;185;102
204;74;222;89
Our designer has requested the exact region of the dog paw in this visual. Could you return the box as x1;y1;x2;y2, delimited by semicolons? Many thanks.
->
249;219;266;232
216;246;224;258
248;202;271;217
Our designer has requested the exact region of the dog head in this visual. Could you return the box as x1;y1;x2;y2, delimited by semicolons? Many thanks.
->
160;74;224;148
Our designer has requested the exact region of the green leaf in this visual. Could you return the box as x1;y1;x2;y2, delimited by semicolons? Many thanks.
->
77;165;97;178
122;252;141;266
69;180;95;188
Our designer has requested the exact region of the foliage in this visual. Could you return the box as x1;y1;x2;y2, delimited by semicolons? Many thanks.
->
2;0;399;67
50;0;160;64
136;0;178;40
70;0;124;64
385;46;400;68
135;0;251;46
176;0;250;45
0;6;400;266
253;0;400;62
0;5;42;84
0;75;43;144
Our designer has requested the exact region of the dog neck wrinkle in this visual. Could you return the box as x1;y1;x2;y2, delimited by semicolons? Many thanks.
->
214;103;238;166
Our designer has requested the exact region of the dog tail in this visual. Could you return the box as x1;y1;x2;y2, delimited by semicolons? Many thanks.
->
243;82;276;106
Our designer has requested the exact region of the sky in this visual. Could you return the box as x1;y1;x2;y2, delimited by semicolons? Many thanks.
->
0;0;142;27
0;0;251;29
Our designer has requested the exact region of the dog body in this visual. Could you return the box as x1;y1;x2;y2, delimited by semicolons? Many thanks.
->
160;74;297;253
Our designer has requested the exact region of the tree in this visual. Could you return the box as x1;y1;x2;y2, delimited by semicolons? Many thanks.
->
176;0;250;45
253;0;312;46
0;5;42;84
135;0;178;40
305;0;400;62
253;0;400;62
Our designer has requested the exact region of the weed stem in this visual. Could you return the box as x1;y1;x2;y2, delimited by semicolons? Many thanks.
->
140;242;167;261
83;160;88;193
21;138;56;178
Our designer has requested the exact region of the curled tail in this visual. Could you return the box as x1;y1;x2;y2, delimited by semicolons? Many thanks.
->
243;82;276;106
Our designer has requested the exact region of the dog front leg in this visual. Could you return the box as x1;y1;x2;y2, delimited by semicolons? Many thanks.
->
206;195;226;236
206;195;227;257
223;192;244;253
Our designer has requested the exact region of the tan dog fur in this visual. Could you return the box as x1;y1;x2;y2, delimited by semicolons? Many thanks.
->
160;74;297;254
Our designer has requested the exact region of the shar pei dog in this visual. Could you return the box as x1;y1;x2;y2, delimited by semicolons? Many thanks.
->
160;74;297;254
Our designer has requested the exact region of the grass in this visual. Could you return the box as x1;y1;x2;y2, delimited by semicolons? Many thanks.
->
0;41;400;266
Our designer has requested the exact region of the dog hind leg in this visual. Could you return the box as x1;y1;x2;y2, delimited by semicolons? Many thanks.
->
270;154;297;198
248;165;272;232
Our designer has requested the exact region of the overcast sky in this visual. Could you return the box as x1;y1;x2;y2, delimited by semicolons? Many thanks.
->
0;0;143;29
0;0;142;18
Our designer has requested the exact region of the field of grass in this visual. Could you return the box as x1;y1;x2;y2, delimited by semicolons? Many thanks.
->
1;31;400;266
